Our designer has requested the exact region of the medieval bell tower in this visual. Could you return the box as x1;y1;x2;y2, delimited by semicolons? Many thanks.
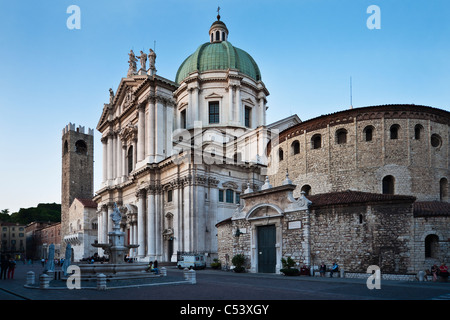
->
61;123;94;253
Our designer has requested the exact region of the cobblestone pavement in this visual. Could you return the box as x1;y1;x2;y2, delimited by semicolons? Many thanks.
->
0;262;448;317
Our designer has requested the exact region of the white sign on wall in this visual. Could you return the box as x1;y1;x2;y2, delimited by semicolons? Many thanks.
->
288;221;301;230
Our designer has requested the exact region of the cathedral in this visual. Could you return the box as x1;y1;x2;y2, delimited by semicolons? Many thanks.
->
92;13;286;264
62;13;449;275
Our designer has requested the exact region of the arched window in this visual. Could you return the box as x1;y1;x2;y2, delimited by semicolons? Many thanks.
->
414;124;424;140
215;30;220;42
390;124;400;140
301;185;311;196
382;175;395;194
291;140;300;155
311;134;321;149
363;126;374;142
278;148;284;161
425;234;439;258
440;178;448;201
222;31;225;41
127;146;134;174
336;129;348;144
75;140;87;154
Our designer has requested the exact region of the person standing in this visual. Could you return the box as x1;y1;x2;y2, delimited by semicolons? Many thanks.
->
319;262;326;277
7;257;16;279
0;255;9;280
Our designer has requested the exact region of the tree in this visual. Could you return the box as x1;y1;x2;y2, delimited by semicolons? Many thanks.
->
1;203;61;225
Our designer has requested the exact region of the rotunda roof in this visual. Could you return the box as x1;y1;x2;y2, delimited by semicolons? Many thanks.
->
175;17;261;84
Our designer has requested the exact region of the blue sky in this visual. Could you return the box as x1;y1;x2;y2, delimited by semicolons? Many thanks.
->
0;0;449;213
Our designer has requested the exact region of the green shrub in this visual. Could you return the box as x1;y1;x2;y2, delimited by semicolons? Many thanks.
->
280;257;299;276
211;258;221;269
232;254;246;273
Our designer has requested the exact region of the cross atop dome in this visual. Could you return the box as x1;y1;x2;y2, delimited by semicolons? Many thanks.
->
209;7;228;43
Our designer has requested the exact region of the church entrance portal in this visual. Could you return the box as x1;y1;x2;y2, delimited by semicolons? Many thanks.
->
257;225;276;273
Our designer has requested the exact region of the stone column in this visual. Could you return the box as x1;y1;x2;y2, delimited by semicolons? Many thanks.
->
107;203;114;234
116;133;123;180
228;85;234;123
259;98;266;126
235;85;241;125
172;185;180;262
122;143;127;178
101;206;108;244
97;210;103;250
155;99;165;162
107;133;113;181
147;97;155;163
155;189;162;260
137;104;146;162
101;137;107;183
147;187;156;259
183;183;192;252
137;189;146;258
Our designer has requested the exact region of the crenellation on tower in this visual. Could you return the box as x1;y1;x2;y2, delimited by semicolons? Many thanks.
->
62;122;94;136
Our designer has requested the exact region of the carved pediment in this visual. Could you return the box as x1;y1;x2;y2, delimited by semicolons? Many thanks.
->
205;92;223;100
246;204;283;220
222;181;239;190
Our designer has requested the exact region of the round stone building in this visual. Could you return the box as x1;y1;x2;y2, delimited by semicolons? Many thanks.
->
268;104;450;202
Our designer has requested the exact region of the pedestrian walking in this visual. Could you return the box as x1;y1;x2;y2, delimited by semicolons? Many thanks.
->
0;255;9;280
7;257;16;279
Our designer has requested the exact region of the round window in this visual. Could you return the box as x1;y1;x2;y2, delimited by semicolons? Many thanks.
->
431;134;442;148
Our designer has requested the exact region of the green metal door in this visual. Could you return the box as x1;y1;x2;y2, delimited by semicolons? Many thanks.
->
257;225;276;273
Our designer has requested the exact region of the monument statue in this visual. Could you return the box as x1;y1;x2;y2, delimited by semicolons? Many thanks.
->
148;48;157;75
127;50;137;76
109;88;114;105
138;50;147;70
110;202;122;229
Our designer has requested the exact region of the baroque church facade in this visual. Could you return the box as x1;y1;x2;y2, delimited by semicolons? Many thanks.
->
61;13;448;274
93;14;284;264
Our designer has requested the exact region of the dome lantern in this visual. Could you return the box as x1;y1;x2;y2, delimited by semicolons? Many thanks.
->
209;8;228;43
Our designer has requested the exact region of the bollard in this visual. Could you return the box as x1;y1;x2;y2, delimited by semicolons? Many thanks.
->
186;269;196;284
97;273;107;290
418;270;425;281
183;268;189;280
160;267;167;276
40;274;50;289
26;271;35;285
340;269;345;278
46;270;54;280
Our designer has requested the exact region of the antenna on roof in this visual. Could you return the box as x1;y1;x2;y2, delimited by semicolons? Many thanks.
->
350;76;353;109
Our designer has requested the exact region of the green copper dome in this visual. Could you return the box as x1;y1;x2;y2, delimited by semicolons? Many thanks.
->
175;41;262;84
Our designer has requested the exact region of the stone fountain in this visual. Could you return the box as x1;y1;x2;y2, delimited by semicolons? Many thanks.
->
77;203;148;280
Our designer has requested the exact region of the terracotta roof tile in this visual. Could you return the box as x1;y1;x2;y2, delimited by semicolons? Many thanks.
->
308;190;416;208
413;201;450;217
